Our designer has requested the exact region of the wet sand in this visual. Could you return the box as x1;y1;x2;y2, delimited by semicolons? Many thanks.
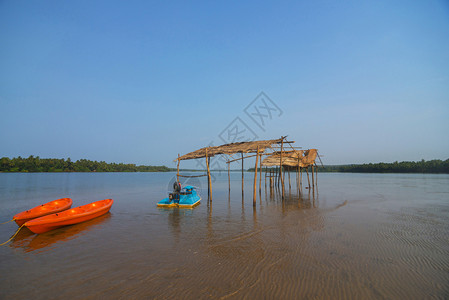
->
0;172;448;299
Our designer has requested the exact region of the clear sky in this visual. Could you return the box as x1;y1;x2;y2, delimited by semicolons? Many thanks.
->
1;0;448;168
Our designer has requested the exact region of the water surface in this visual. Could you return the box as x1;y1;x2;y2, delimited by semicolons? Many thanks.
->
0;172;448;299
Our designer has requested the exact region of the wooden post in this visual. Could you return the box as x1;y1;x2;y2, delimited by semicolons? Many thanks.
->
311;165;315;188
241;152;244;198
315;163;318;187
206;148;212;201
280;139;285;199
306;166;311;189
274;167;277;187
259;153;262;193
177;154;180;182
264;167;267;188
288;168;291;190
253;146;259;206
228;161;230;192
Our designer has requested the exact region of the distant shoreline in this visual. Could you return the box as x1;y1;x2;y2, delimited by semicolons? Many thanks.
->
1;156;448;174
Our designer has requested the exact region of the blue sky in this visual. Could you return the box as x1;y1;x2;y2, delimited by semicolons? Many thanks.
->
1;0;448;168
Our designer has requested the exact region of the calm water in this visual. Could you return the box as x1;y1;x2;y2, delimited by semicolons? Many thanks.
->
0;172;448;299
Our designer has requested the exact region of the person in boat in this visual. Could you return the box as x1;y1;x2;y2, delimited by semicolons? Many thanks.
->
169;181;182;200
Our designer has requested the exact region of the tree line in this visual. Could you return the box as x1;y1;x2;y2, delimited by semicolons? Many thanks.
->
249;159;449;174
0;156;174;172
322;159;449;173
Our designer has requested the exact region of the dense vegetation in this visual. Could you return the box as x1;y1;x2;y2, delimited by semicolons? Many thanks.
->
323;159;449;173
0;156;173;172
250;159;449;174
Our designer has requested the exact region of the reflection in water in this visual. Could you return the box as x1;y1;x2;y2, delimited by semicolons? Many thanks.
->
10;213;112;253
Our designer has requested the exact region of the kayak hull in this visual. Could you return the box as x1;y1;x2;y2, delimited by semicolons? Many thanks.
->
13;198;73;226
25;199;113;234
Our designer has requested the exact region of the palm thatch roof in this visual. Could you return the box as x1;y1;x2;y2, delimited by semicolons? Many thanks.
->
176;138;284;161
262;149;317;167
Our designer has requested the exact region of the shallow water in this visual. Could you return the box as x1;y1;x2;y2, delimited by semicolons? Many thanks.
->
0;172;448;299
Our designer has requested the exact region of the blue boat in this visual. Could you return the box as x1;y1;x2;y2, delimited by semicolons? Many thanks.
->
157;182;201;208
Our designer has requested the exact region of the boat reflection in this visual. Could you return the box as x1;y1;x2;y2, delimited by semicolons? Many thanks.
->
9;213;112;253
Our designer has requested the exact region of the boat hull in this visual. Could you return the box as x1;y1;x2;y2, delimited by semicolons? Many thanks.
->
157;194;201;208
13;198;73;226
25;199;113;234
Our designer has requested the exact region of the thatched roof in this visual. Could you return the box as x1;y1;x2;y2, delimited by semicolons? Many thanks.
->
177;138;284;161
262;149;317;167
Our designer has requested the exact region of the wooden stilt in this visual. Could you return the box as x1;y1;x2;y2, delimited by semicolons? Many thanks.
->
206;148;212;201
311;165;315;188
264;167;267;188
297;157;300;192
176;154;181;182
259;153;262;193
306;167;310;189
280;139;285;199
241;152;244;198
288;168;291;190
315;163;318;187
228;161;230;192
253;146;259;206
274;167;279;188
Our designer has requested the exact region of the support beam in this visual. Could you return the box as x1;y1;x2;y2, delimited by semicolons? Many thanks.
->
259;153;262;193
311;165;315;188
206;148;212;201
280;139;285;199
228;161;230;192
177;154;180;182
241;152;244;198
306;166;311;189
253;146;259;206
264;167;267;188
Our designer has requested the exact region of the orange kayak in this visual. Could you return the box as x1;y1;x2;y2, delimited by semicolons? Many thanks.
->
13;198;73;226
24;199;113;234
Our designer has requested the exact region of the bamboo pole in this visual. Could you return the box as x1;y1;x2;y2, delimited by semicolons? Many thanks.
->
311;165;315;189
177;154;180;182
227;153;259;163
297;157;300;192
275;166;279;188
241;152;244;198
306;166;310;189
253;146;259;206
280;139;285;199
206;148;212;201
228;161;230;192
264;167;267;188
259;153;262;193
